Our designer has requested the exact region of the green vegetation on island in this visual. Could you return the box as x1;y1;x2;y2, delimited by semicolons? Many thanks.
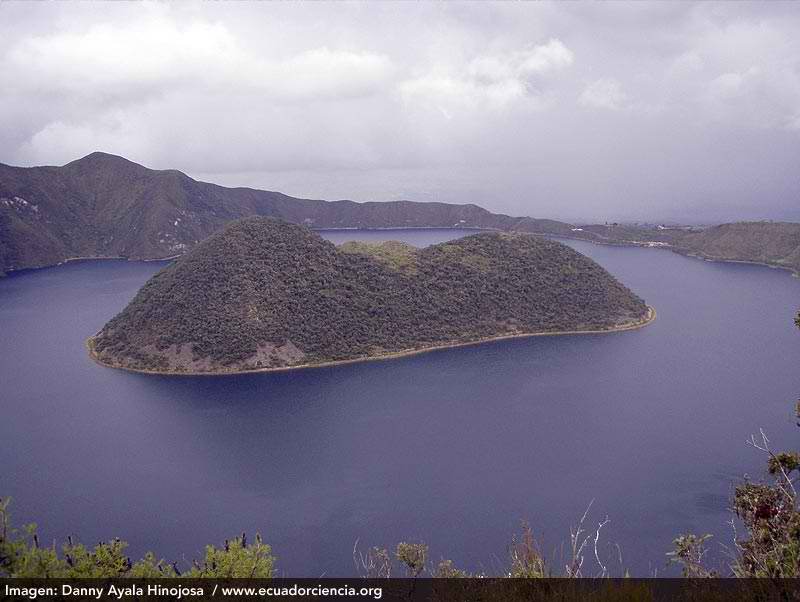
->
90;217;650;374
339;240;420;274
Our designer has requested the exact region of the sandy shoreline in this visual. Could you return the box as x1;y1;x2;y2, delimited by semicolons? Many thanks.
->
87;306;656;377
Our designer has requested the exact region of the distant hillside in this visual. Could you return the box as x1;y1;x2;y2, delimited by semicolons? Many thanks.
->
0;152;534;275
89;217;651;374
3;152;799;278
669;222;800;274
551;221;800;275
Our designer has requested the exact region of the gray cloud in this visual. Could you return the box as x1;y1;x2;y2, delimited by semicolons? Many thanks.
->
1;2;798;222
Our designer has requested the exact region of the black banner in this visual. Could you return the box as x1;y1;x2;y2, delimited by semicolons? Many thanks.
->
3;578;800;602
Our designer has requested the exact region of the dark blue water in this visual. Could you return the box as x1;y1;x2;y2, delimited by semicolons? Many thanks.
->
1;229;799;577
315;227;488;246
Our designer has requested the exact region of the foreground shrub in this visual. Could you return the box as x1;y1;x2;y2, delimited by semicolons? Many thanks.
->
0;499;273;578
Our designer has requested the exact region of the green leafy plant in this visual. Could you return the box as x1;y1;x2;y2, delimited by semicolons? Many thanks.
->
0;498;272;579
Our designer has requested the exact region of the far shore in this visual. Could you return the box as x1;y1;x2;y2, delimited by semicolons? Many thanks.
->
4;228;798;280
548;235;800;277
3;229;490;275
55;254;184;265
311;226;494;232
4;253;180;275
87;306;656;377
674;251;800;277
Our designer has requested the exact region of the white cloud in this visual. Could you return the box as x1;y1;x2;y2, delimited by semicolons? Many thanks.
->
399;74;529;112
0;13;399;170
516;39;574;75
17;116;150;166
401;38;574;114
468;55;515;85
1;19;394;104
277;48;394;101
2;2;800;222
661;17;800;130
698;64;800;129
579;78;628;110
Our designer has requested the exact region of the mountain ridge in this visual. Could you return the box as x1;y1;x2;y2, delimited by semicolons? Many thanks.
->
3;152;800;277
0;152;530;275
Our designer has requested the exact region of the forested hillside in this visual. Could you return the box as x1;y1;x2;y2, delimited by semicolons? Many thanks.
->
0;152;528;274
671;222;800;274
3;153;799;278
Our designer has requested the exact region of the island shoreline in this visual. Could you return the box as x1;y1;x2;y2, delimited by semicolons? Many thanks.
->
87;306;656;377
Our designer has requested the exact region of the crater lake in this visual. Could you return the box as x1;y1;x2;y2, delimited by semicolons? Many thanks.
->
1;228;798;576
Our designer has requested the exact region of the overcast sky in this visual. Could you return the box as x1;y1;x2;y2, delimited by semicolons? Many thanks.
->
1;2;799;223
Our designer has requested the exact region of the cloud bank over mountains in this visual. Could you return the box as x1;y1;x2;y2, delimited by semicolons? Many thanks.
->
1;2;798;222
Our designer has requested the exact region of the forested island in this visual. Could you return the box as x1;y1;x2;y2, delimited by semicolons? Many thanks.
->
89;217;652;374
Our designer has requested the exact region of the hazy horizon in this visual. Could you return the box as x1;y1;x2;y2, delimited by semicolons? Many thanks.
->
2;2;799;224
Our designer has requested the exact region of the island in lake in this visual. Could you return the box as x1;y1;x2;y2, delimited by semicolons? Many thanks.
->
88;217;653;375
